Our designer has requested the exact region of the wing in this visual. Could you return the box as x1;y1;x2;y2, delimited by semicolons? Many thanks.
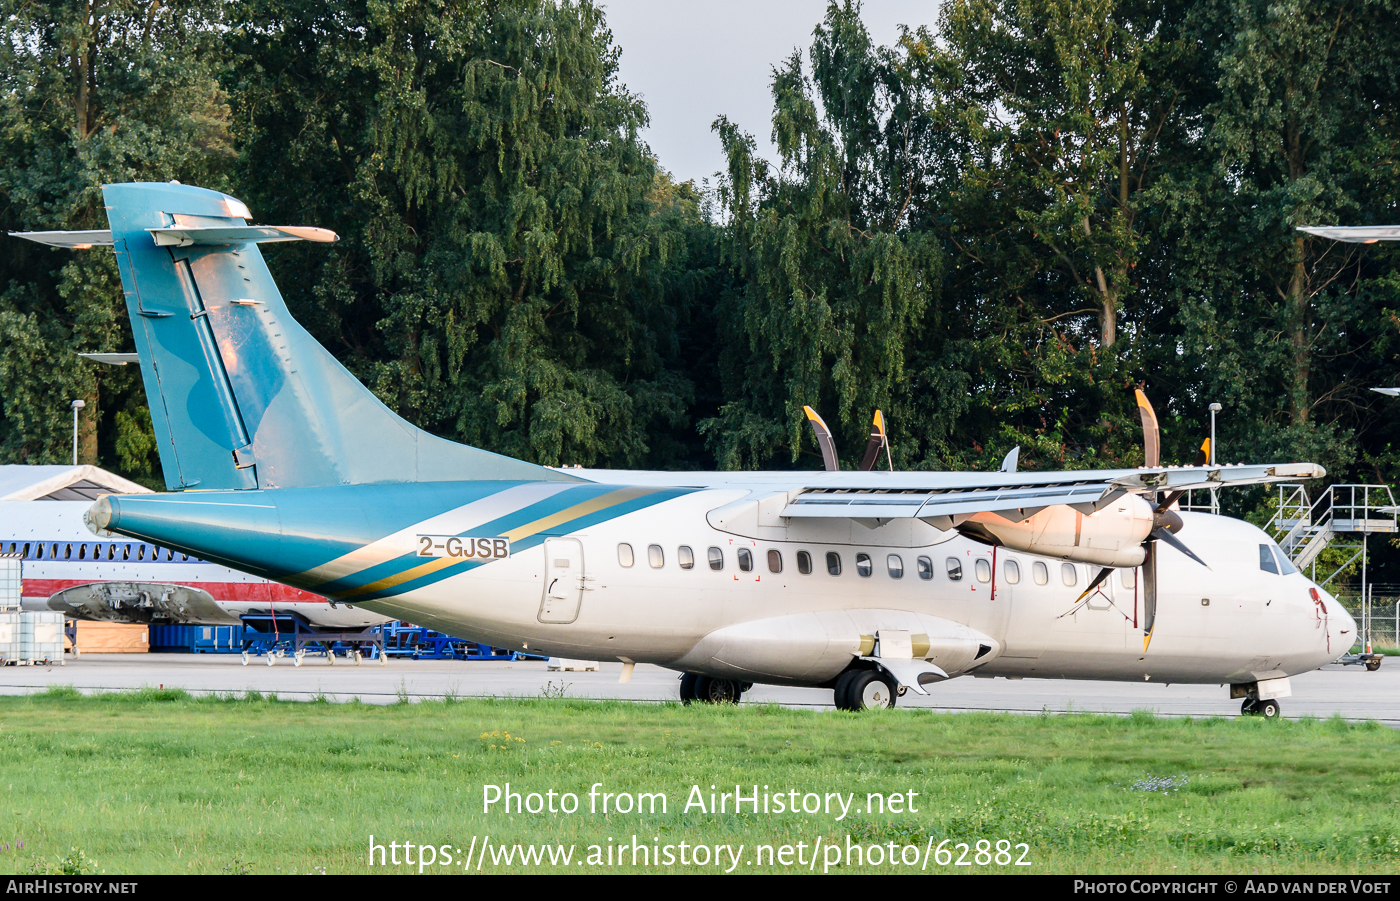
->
1297;225;1400;243
778;463;1323;526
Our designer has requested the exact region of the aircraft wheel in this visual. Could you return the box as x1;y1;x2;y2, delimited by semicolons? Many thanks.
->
679;673;700;705
1240;698;1257;716
1257;698;1281;719
266;653;275;667
833;670;862;711
694;676;741;704
241;652;249;667
848;670;897;710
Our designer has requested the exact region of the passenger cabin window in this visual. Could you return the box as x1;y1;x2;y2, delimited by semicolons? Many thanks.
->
946;557;962;581
1004;559;1021;584
707;547;724;571
1119;568;1135;589
137;545;146;561
1258;544;1279;574
648;544;664;568
78;544;86;560
678;546;694;570
1061;563;1078;586
826;552;842;576
974;558;991;583
856;553;873;577
618;543;635;567
1033;561;1049;585
887;555;904;579
737;548;754;572
797;551;813;575
767;549;782;573
917;556;933;580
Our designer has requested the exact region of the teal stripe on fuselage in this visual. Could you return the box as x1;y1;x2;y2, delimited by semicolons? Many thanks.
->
316;484;692;600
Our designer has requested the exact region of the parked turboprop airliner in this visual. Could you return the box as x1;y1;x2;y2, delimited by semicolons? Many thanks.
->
10;183;1356;714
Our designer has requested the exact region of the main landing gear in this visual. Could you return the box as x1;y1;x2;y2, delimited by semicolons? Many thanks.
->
678;673;752;705
1240;697;1281;719
834;669;899;711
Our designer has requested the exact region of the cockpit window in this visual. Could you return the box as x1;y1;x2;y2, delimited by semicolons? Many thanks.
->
1258;544;1279;574
1274;545;1298;576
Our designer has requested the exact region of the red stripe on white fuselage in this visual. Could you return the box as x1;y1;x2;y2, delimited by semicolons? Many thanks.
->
22;579;327;604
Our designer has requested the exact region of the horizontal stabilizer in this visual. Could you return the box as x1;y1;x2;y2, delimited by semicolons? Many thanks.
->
10;230;114;248
148;225;338;247
77;352;139;365
1298;225;1400;243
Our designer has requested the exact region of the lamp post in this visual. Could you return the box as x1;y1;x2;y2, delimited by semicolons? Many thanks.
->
1208;403;1222;514
70;399;85;465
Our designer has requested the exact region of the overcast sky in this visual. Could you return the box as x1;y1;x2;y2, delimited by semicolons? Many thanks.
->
602;1;941;187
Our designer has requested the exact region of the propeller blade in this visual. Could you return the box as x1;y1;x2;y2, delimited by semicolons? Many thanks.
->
1157;439;1209;509
804;406;840;473
1151;527;1210;569
1072;566;1114;606
999;446;1020;473
1142;543;1157;651
1193;437;1210;467
1135;388;1160;469
858;409;888;472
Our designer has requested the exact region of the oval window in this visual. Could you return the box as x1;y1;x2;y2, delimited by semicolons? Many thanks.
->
77;544;86;560
137;545;146;561
648;544;664;568
917;556;933;580
737;548;753;572
826;552;842;576
1061;563;1078;586
707;547;724;571
887;555;904;579
797;551;812;574
1033;561;1048;585
856;553;873;577
617;543;635;567
767;549;782;573
1004;559;1020;584
678;546;694;570
946;557;962;581
974;558;991;583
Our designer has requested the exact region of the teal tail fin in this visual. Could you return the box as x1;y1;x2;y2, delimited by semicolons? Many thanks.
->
85;182;569;491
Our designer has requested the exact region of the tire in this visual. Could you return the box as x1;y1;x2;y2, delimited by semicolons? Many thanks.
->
1257;698;1281;719
1367;656;1382;672
679;673;700;705
833;670;862;711
1240;698;1258;716
693;676;741;704
847;670;897;710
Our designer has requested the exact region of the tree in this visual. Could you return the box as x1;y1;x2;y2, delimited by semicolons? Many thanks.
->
0;0;230;479
229;0;711;468
706;2;941;469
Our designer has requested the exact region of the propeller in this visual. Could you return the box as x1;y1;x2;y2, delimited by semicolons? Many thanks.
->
804;406;840;472
857;410;893;472
1070;390;1210;650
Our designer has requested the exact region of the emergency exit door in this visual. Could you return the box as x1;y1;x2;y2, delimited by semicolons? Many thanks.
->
537;538;585;624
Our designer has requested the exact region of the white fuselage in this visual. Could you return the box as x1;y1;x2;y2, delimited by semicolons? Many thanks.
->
1;501;386;629
343;487;1353;687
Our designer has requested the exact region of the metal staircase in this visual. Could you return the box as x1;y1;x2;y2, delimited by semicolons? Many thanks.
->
1270;484;1397;660
1270;484;1397;584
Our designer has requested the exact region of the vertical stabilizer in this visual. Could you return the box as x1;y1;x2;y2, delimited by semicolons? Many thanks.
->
99;182;573;490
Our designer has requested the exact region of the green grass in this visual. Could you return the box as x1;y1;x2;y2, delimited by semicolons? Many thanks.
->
1;687;1398;874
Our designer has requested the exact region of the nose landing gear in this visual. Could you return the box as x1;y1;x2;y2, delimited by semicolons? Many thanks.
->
1239;697;1281;718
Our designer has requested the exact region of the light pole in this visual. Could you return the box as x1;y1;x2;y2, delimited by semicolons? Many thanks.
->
70;399;85;466
1208;403;1222;514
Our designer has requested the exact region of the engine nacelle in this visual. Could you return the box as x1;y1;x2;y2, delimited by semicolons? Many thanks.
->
957;494;1155;568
